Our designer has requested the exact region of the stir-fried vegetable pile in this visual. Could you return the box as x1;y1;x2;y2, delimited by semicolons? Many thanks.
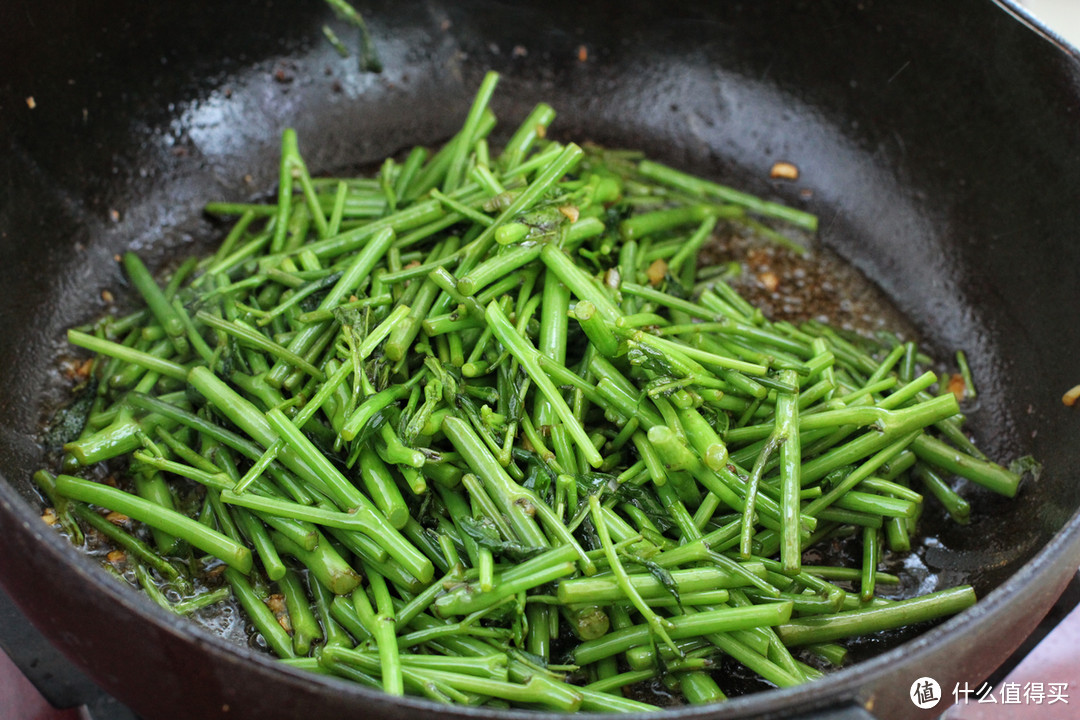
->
36;71;1024;710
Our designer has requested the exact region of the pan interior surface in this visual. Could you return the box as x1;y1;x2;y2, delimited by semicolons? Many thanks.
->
2;1;1080;719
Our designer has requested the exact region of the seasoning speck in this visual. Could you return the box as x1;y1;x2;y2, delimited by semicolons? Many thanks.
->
267;593;287;614
273;64;295;84
770;162;800;180
1063;384;1080;407
63;357;94;382
947;373;966;402
105;511;129;525
26;96;36;109
757;270;780;293
646;259;667;286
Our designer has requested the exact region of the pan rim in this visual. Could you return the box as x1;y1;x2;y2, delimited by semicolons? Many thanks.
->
2;0;1080;716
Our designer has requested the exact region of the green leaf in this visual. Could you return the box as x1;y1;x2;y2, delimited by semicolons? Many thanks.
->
640;557;680;604
1009;455;1042;481
44;377;98;448
457;516;547;563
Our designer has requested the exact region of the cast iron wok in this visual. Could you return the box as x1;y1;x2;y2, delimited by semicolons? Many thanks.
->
2;1;1080;718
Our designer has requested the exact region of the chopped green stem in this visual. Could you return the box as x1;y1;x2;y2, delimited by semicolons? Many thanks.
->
484;301;603;468
910;434;1021;498
122;252;188;354
267;226;396;385
70;502;182;583
557;567;753;605
589;495;678;654
777;586;976;646
458;143;584;275
913;462;971;522
224;568;295;657
195;311;325;380
68;330;188;381
572;602;793;666
55;474;252;573
278;569;322;654
499;102;557;170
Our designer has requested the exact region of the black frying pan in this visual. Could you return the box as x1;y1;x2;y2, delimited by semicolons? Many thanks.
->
2;1;1080;718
